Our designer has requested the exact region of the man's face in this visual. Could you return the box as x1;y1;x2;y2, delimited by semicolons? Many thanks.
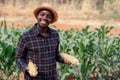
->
37;9;53;27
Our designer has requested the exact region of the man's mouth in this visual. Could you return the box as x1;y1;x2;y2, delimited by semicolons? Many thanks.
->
41;21;47;24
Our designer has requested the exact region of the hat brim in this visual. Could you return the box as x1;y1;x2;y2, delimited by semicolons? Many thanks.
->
34;6;58;23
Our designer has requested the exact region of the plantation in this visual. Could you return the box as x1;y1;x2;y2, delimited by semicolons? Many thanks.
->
0;20;120;80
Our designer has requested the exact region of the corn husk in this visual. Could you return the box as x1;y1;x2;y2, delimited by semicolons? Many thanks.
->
28;60;38;77
60;53;80;66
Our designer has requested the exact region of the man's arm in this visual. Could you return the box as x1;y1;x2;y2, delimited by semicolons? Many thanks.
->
15;35;28;72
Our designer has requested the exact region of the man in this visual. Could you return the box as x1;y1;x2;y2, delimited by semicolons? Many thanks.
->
16;3;70;80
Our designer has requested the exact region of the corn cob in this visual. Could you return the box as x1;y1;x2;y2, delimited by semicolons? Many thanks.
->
60;53;80;66
28;60;38;77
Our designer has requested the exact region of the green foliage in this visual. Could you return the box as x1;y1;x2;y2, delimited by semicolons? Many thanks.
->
0;20;24;80
58;25;120;80
0;20;120;80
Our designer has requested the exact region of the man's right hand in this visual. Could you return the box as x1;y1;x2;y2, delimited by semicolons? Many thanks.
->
26;61;38;77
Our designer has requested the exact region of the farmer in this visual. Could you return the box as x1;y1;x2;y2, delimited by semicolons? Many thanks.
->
15;3;70;80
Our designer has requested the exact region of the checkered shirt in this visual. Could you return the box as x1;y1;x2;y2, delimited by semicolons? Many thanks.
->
16;23;64;80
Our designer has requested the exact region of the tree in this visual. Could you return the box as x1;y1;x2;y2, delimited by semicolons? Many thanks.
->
0;0;5;5
13;0;16;6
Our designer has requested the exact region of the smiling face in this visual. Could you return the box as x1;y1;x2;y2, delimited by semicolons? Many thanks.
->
36;9;53;28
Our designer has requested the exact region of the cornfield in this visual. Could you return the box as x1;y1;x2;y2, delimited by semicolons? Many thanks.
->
0;20;120;80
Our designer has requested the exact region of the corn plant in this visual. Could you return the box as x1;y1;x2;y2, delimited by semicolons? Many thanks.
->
0;20;24;80
58;25;120;80
0;20;120;80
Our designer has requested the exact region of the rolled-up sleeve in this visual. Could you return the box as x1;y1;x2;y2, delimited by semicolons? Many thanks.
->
16;35;27;72
56;51;64;63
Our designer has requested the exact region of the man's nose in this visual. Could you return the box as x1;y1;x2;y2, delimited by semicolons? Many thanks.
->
42;15;47;20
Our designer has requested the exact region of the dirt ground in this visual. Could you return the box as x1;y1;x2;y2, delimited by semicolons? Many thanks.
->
0;18;120;35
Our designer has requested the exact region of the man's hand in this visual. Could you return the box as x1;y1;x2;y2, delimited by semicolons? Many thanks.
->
26;64;38;72
64;59;71;65
26;60;38;77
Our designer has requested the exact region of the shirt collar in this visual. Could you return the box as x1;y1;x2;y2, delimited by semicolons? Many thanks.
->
33;23;52;36
33;23;40;36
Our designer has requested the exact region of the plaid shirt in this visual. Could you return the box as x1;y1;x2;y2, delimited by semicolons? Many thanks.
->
16;23;64;80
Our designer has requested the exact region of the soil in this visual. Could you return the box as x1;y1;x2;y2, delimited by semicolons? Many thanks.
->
0;18;120;35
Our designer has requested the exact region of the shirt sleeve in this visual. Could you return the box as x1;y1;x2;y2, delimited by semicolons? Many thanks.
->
56;33;65;63
15;34;28;72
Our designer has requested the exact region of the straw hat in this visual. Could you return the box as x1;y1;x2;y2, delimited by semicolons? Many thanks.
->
34;3;58;23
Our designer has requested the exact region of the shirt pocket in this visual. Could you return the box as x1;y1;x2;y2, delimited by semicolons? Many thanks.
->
27;47;41;64
27;47;35;57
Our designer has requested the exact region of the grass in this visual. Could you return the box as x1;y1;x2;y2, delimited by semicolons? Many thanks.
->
0;0;120;20
97;13;120;20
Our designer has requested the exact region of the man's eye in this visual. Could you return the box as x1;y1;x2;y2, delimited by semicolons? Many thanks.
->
39;13;44;16
48;16;52;19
